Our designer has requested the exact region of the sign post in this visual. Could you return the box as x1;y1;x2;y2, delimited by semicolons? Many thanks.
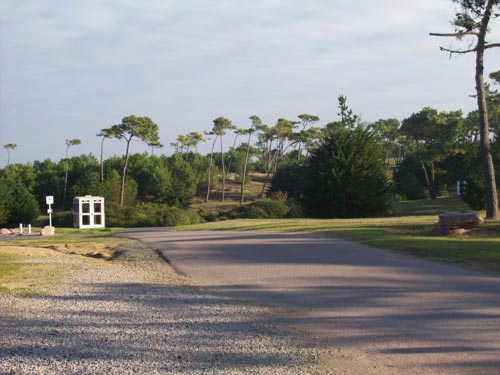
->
46;196;54;227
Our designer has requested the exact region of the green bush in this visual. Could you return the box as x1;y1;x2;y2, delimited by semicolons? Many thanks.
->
225;199;291;219
394;156;427;200
303;128;390;218
285;200;304;218
0;173;40;226
198;208;219;222
106;202;203;227
462;174;486;210
247;205;268;219
269;160;306;201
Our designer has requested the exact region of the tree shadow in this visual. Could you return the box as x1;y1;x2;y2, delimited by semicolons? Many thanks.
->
0;282;318;374
120;229;500;373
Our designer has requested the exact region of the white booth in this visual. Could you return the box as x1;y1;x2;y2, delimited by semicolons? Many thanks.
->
72;195;105;229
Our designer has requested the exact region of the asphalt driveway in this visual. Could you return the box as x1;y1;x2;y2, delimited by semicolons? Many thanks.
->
119;229;500;375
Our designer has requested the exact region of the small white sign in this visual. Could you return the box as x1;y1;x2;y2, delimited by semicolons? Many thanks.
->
46;196;54;205
47;208;53;214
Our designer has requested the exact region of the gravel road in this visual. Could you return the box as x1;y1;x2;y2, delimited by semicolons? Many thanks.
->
0;241;329;374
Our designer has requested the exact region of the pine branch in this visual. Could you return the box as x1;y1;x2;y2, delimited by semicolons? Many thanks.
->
429;31;479;38
439;46;477;54
485;42;500;49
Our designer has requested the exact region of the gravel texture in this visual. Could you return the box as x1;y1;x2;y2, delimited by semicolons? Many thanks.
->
0;241;329;374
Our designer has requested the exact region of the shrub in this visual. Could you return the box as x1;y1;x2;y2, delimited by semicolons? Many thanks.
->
285;200;304;218
247;205;268;219
394;156;427;200
105;202;203;227
0;174;40;226
462;174;486;210
269;160;306;201
225;199;291;219
303;128;390;218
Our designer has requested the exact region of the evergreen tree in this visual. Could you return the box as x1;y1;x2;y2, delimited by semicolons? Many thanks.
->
303;128;390;218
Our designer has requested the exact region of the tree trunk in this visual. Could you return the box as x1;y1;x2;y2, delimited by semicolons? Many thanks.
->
226;134;239;176
62;146;69;209
206;137;217;202
421;162;432;199
119;137;132;207
63;163;69;209
220;134;226;202
240;132;252;205
100;136;105;183
476;1;499;219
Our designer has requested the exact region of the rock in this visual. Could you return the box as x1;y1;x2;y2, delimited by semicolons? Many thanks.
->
0;228;13;235
437;211;483;235
40;226;55;236
449;228;471;237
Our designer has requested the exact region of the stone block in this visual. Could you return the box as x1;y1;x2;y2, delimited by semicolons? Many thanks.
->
40;226;55;236
437;211;483;235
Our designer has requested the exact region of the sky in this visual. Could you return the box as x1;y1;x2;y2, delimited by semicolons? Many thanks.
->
1;0;500;166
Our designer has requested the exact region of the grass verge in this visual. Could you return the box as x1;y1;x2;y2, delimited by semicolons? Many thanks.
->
177;217;500;274
0;228;125;296
0;246;79;296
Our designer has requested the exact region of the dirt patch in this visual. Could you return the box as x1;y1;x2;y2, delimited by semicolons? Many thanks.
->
42;242;122;260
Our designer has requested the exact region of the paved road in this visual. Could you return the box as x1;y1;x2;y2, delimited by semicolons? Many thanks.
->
120;229;500;375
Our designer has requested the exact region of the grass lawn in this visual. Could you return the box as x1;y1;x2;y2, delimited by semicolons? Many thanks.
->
178;214;500;274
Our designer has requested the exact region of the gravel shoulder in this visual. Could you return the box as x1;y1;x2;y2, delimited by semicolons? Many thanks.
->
0;240;330;374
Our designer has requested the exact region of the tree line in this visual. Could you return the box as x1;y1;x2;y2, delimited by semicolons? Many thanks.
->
1;85;500;226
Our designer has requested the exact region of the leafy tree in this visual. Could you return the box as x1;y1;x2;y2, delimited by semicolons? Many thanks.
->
269;159;306;202
3;144;17;165
187;131;205;152
32;159;62;208
296;114;319;159
205;130;218;202
97;128;116;182
326;95;360;134
240;116;259;204
400;108;461;198
110;115;160;206
255;123;274;175
0;183;8;225
104;169;137;206
147;140;163;155
166;154;198;207
394;156;428;200
67;154;102;200
273;118;297;169
0;172;40;225
368;118;403;165
62;138;81;208
430;0;500;218
303;127;390;218
176;134;190;153
127;154;171;202
212;117;235;201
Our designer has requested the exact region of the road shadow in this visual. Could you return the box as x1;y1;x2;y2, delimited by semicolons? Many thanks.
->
125;230;500;374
